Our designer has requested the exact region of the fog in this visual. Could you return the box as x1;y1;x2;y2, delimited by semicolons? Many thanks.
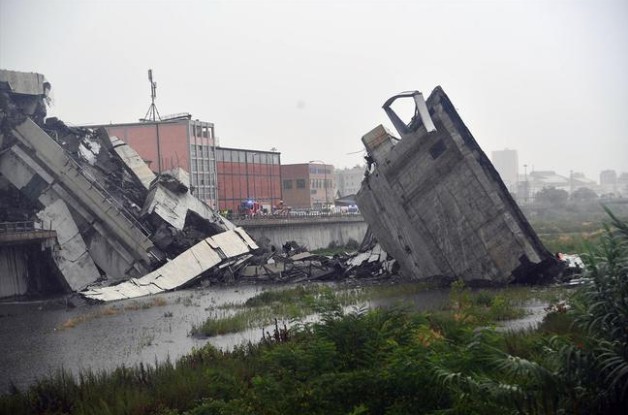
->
1;0;626;180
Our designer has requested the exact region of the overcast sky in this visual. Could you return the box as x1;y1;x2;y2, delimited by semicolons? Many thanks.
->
1;0;626;180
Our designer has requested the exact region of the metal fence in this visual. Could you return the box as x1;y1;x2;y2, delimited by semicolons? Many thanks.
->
0;221;41;233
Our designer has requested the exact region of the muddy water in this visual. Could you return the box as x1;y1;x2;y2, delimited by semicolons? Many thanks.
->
0;284;546;394
0;285;268;393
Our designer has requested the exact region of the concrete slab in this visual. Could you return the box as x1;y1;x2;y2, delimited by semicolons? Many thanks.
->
81;228;257;302
110;136;156;190
357;88;558;284
37;199;101;291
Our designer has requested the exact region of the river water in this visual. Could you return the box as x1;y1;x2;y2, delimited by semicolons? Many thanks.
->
0;285;269;393
0;283;544;394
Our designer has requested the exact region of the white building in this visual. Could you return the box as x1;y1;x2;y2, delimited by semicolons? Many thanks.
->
491;149;518;192
335;165;365;198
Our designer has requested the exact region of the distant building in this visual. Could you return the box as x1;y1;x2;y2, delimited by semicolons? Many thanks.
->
215;147;281;213
491;149;518;191
88;115;219;207
281;162;335;209
525;170;597;201
335;165;364;198
618;172;628;196
600;170;617;195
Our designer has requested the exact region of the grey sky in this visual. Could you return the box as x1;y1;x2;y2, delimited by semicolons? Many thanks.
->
1;0;626;180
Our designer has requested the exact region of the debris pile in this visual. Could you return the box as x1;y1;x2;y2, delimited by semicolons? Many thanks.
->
0;69;257;301
356;88;562;285
0;69;398;301
1;69;563;302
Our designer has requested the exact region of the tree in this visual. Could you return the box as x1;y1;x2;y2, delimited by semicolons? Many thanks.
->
572;187;598;203
535;186;569;207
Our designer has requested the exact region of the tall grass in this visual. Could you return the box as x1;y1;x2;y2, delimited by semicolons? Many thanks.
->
191;285;353;337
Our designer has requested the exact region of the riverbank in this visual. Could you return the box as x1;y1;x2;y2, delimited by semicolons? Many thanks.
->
0;279;564;394
0;280;593;414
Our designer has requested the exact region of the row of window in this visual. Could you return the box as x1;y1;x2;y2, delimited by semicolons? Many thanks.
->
190;124;213;139
191;158;216;173
310;179;332;189
194;185;217;204
190;144;213;159
309;166;332;175
283;179;306;189
216;149;280;165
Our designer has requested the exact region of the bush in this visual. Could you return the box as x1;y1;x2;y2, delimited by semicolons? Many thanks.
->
345;238;359;251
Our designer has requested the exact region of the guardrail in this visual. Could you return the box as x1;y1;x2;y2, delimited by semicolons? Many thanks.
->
229;212;363;221
0;221;42;233
231;213;365;227
0;221;57;244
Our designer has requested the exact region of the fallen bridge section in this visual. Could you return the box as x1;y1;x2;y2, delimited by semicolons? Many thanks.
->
1;69;261;299
81;227;258;302
356;88;559;285
0;140;151;280
12;119;157;267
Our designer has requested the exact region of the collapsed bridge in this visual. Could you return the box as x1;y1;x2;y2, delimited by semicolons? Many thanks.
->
0;69;563;302
0;69;258;300
356;88;561;285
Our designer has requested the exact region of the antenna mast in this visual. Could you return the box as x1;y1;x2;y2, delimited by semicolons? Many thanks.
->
142;69;163;173
143;69;161;121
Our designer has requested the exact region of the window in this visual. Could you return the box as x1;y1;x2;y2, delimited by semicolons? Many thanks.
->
283;179;293;189
296;179;306;188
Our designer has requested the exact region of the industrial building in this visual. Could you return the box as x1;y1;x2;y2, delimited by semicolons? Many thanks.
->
87;115;218;207
215;147;282;213
281;163;335;210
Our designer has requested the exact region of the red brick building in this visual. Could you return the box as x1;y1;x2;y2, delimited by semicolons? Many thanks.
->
215;147;282;213
89;115;218;207
281;162;335;210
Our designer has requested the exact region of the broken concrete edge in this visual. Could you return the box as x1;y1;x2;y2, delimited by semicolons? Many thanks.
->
80;227;259;302
357;86;561;285
0;70;49;97
109;135;156;190
36;199;101;291
432;86;554;264
2;69;257;299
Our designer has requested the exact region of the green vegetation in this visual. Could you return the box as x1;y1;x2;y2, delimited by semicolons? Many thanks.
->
527;201;628;254
2;212;627;414
190;281;546;338
313;237;360;256
191;285;358;337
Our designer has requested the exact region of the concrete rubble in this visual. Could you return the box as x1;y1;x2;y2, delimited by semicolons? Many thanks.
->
0;69;395;302
0;69;257;301
356;88;561;285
